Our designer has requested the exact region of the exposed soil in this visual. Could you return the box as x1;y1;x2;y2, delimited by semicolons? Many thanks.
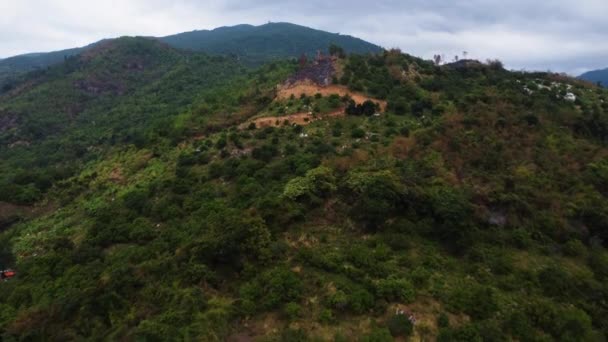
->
244;109;344;129
242;81;387;129
277;82;387;111
108;167;125;183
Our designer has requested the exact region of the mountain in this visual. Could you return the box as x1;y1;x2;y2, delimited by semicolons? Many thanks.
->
0;36;278;204
160;22;383;64
1;33;608;341
580;67;608;87
0;23;382;88
0;45;91;90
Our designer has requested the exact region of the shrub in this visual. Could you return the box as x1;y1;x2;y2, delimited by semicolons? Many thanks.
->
284;302;302;321
438;324;482;342
387;314;413;337
376;277;415;302
349;288;375;314
351;127;366;139
318;308;335;324
328;290;349;310
437;312;450;328
359;328;393;342
239;267;303;312
563;239;586;257
447;283;499;320
589;250;608;280
283;166;336;200
280;328;308;342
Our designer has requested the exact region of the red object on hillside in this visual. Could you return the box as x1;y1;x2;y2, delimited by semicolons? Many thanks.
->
1;269;16;280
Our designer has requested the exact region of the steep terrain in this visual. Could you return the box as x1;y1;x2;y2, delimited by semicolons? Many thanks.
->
580;67;608;87
0;37;608;341
0;36;286;205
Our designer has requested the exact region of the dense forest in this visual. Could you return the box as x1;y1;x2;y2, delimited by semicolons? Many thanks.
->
0;34;608;341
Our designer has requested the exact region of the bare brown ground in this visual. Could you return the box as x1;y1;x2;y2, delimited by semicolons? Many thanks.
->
243;109;345;129
277;81;387;111
241;82;387;129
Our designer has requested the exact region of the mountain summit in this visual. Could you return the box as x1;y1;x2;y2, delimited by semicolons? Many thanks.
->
161;22;382;63
0;23;382;87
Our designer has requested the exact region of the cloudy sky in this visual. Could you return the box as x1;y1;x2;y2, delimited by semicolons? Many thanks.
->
1;0;607;75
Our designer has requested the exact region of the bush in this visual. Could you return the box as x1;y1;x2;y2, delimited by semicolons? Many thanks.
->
359;328;393;342
349;288;375;314
387;314;413;337
437;312;450;328
239;267;303;313
447;283;499;320
346;170;404;229
438;324;482;342
563;239;586;257
280;328;308;342
328;290;349;310
283;166;336;203
284;302;301;321
351;127;366;139
589;250;608;280
318;308;335;324
376;277;415;302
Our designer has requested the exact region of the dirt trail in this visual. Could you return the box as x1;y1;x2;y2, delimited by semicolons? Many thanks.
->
245;109;345;129
241;81;386;129
277;81;387;111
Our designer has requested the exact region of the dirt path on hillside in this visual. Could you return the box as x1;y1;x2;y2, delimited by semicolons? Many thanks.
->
243;109;345;129
277;82;387;111
239;81;386;129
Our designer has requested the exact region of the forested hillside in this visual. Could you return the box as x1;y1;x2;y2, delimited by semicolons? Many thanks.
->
0;23;381;89
1;37;608;341
161;22;383;65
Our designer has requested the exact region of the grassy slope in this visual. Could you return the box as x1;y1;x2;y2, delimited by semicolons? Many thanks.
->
0;48;608;341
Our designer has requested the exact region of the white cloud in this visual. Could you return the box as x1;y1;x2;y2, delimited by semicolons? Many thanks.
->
0;0;606;74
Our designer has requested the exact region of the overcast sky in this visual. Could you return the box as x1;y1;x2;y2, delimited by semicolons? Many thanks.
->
1;0;607;75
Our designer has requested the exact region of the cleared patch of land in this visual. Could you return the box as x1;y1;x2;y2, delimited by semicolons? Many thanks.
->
277;81;387;111
244;109;345;129
242;81;387;129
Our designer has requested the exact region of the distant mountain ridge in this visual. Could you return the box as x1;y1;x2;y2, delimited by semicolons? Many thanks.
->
0;23;383;88
579;67;608;87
